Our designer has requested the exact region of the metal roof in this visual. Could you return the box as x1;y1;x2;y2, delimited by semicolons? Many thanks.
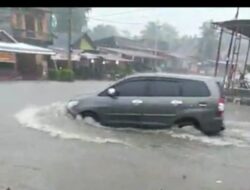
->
0;30;18;43
81;52;132;62
213;19;250;38
94;36;169;53
99;47;166;60
98;53;132;62
81;52;100;59
0;42;54;55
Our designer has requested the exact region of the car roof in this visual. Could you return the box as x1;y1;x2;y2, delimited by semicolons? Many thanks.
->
123;72;217;82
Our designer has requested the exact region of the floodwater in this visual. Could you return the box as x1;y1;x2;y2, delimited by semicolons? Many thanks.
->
1;81;250;190
14;101;250;148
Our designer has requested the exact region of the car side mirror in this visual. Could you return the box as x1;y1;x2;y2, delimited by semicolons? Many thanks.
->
107;88;117;97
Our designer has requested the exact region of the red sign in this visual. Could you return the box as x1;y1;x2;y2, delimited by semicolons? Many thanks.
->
0;52;16;63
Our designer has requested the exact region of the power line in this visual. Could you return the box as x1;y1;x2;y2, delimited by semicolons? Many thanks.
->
94;8;139;17
87;16;146;25
93;8;153;18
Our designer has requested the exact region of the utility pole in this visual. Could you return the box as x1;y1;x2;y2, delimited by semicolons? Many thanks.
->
154;30;158;72
222;7;240;87
243;39;250;76
226;7;240;88
68;8;72;69
214;28;223;77
223;31;234;87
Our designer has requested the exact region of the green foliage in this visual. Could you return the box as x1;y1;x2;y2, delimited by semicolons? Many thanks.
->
109;64;133;80
52;8;90;34
121;30;131;38
74;68;89;79
48;70;59;80
58;69;74;81
197;21;218;61
140;21;179;50
88;24;119;40
48;69;74;81
0;62;14;70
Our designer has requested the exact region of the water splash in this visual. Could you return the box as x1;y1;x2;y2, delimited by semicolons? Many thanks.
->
14;102;132;146
14;102;250;148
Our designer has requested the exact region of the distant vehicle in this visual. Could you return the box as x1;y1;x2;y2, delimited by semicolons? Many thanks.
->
67;73;225;136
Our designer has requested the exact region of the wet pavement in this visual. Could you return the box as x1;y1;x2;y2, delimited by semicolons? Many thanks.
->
1;81;250;190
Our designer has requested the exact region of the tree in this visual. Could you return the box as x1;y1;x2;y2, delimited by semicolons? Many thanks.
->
197;21;218;61
88;24;119;40
52;8;91;34
141;21;161;40
174;35;200;56
140;21;179;50
121;30;131;38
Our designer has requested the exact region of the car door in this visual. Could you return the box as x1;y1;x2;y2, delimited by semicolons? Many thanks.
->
140;78;182;128
101;78;148;127
179;79;214;119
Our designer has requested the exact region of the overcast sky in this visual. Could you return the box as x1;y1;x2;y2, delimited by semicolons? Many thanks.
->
88;8;250;37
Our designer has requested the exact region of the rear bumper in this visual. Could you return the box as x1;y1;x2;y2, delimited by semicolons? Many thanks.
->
200;117;225;135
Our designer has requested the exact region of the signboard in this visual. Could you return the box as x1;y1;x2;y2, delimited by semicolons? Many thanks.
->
51;53;80;61
0;52;16;63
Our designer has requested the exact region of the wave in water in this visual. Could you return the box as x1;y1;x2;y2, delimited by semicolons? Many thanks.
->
14;102;132;147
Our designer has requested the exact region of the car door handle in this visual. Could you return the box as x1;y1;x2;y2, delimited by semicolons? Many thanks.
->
198;102;207;107
132;99;143;105
171;100;183;106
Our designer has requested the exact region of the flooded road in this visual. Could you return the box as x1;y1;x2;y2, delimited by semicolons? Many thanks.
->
1;81;250;190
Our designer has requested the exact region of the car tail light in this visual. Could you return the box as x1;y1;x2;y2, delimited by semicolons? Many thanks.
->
217;97;225;117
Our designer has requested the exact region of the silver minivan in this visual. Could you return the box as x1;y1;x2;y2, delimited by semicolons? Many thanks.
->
67;73;225;135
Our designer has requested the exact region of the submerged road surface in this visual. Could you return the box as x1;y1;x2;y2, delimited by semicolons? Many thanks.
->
0;81;250;190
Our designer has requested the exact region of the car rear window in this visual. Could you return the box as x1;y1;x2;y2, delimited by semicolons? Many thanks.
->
181;80;210;97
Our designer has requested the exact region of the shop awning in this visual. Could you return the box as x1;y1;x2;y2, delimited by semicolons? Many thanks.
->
51;52;81;61
98;53;132;62
0;42;55;55
81;52;100;59
81;52;132;62
99;47;166;60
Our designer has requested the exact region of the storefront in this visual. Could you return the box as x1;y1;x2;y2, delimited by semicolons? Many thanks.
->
0;42;54;80
0;51;17;80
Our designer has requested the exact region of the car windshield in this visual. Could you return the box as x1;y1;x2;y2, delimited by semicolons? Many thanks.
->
2;7;250;190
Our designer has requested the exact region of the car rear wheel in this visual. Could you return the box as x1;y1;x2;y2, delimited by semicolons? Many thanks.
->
175;117;200;130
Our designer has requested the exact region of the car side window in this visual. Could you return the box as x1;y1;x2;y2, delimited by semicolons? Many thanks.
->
181;80;210;97
115;80;148;96
148;79;181;97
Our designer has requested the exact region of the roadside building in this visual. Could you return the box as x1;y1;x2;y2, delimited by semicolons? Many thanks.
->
95;36;186;73
50;33;132;79
0;8;53;47
0;30;54;80
50;33;94;74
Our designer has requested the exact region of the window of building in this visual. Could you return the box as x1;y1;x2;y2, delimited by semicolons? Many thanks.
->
16;13;22;29
37;19;43;33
